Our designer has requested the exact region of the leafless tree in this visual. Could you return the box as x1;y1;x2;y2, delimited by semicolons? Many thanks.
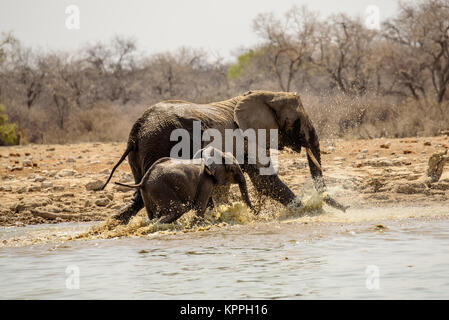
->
384;0;449;103
313;14;378;96
253;6;318;91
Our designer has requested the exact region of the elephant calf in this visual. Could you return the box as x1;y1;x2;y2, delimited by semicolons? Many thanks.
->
115;147;255;224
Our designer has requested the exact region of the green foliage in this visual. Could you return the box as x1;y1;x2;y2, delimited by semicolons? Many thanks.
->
227;50;255;79
0;104;19;146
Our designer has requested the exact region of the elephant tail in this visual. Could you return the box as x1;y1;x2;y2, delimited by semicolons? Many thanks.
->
114;159;160;190
96;143;133;191
114;181;142;189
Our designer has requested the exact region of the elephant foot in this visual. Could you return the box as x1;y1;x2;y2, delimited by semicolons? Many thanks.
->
112;204;136;224
190;215;207;227
112;191;144;224
287;197;304;209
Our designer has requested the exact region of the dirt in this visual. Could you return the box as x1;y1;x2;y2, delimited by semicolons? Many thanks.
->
0;135;448;227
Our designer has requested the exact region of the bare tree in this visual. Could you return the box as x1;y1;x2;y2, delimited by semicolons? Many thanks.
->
384;0;449;103
253;6;318;91
83;36;140;104
7;45;47;109
313;14;378;96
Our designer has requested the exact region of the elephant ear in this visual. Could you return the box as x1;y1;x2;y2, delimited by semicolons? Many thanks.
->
234;91;300;132
264;93;302;132
234;93;279;131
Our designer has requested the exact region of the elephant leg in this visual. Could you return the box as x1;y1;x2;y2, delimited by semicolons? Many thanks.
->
244;164;297;206
112;150;146;224
113;190;144;224
157;201;188;224
206;197;214;209
138;189;157;220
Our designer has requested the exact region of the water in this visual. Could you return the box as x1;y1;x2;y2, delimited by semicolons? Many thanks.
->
1;203;449;299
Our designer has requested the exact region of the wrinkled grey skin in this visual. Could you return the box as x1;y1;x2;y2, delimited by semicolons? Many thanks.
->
100;90;327;223
115;148;255;223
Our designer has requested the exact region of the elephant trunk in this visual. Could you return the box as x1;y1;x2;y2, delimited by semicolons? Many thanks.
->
305;130;349;213
235;172;256;214
305;132;326;193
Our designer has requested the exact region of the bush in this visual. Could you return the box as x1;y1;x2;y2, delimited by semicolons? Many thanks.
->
0;104;19;146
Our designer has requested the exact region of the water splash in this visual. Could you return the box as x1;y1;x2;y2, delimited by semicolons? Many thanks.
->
73;202;258;240
4;192;447;248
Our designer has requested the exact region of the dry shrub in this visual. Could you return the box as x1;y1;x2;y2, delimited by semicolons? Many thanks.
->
7;103;137;144
70;103;134;143
303;93;449;139
5;94;448;145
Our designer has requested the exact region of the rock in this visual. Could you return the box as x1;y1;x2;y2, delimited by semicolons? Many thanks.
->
85;180;103;191
57;169;77;177
290;159;307;169
430;182;449;191
395;182;426;194
1;185;12;192
105;193;114;201
41;181;53;188
61;193;75;198
120;173;134;182
95;198;110;207
403;150;413;154
364;178;386;193
356;156;413;168
48;170;57;177
391;157;412;166
53;186;65;191
23;159;33;167
107;160;114;165
46;147;55;151
424;141;431;146
360;158;393;167
361;149;368;153
66;157;76;163
27;185;41;192
427;150;448;182
33;175;46;182
100;169;111;175
380;142;390;149
113;184;134;192
16;186;27;194
44;205;62;213
12;198;52;212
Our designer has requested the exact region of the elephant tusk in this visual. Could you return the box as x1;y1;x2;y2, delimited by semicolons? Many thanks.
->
306;148;322;172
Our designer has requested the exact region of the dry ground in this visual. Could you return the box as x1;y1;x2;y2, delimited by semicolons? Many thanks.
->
0;135;448;227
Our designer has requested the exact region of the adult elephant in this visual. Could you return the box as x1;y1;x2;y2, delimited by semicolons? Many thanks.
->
100;90;329;223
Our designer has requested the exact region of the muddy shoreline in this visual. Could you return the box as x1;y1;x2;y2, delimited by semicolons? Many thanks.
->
1;135;448;227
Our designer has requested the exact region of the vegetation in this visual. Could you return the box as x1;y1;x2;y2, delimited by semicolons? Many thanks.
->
0;0;448;144
0;104;18;146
